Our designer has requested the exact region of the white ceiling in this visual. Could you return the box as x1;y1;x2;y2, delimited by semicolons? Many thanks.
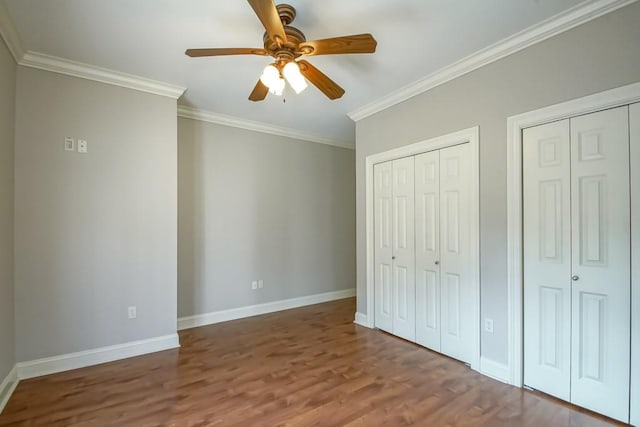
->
4;0;587;143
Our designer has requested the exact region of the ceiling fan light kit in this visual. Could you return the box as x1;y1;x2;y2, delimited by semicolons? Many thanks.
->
259;64;285;95
283;61;307;94
259;61;307;96
185;0;377;102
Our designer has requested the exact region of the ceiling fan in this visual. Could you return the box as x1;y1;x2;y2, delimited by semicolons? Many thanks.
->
185;0;377;101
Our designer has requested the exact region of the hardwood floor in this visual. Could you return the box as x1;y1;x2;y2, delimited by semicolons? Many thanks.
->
0;298;626;426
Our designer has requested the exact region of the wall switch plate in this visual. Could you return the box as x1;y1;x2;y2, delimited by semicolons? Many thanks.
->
484;318;494;333
128;306;137;319
251;281;258;290
258;279;263;289
77;139;88;153
64;137;74;151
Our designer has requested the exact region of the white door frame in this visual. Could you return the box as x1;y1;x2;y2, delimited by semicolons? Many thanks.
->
361;126;480;372
630;102;640;427
506;81;640;387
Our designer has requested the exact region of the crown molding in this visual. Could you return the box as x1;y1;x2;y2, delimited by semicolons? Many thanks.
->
19;51;186;99
0;3;185;98
178;106;354;150
348;0;638;122
0;0;25;62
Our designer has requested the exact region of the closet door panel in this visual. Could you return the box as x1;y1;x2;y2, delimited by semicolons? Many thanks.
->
392;157;416;341
522;120;572;401
570;106;630;423
439;144;472;363
415;151;441;350
630;102;640;427
374;161;394;333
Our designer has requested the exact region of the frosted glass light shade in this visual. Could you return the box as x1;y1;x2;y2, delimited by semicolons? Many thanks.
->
260;65;280;88
283;61;308;94
269;77;285;96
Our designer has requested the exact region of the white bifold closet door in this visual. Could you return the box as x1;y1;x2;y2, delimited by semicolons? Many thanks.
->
374;143;473;364
523;106;631;423
374;157;416;342
415;150;441;351
374;161;394;333
415;143;473;364
523;120;572;400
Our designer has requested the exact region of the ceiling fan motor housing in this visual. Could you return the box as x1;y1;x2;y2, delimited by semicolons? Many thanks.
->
263;4;308;58
276;4;296;25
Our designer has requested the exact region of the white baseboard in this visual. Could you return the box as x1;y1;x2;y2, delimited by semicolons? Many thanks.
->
354;312;373;328
178;288;356;331
16;333;180;380
0;365;18;414
480;356;510;383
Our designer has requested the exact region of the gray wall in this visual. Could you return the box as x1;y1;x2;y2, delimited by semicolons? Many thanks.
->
14;67;178;362
178;117;355;318
0;39;16;381
355;2;640;364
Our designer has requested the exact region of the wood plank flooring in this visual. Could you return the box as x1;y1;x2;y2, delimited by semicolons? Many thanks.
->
0;298;626;426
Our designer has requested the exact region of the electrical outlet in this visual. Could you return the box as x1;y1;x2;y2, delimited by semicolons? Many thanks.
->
484;318;494;333
258;279;263;289
64;137;74;151
78;139;88;153
251;281;258;290
128;306;137;319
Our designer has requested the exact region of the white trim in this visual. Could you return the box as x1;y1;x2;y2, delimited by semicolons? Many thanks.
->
354;312;372;328
0;8;185;100
364;126;481;372
178;288;356;330
19;51;186;99
480;357;510;384
0;1;24;62
178;106;354;150
348;0;637;122
16;334;180;380
506;82;640;387
630;101;640;427
0;366;18;414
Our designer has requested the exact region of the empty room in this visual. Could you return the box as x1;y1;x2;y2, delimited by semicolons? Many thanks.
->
0;0;639;425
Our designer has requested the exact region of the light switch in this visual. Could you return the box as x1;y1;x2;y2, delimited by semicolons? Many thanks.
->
64;137;74;151
484;318;494;333
78;139;88;153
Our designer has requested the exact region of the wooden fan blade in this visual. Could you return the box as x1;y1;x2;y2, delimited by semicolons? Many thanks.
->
297;60;345;100
185;48;267;57
249;80;269;102
247;0;287;47
298;34;377;56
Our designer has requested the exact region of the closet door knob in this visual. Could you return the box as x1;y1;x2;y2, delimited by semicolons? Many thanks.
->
572;275;579;281
435;261;440;265
392;256;396;260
